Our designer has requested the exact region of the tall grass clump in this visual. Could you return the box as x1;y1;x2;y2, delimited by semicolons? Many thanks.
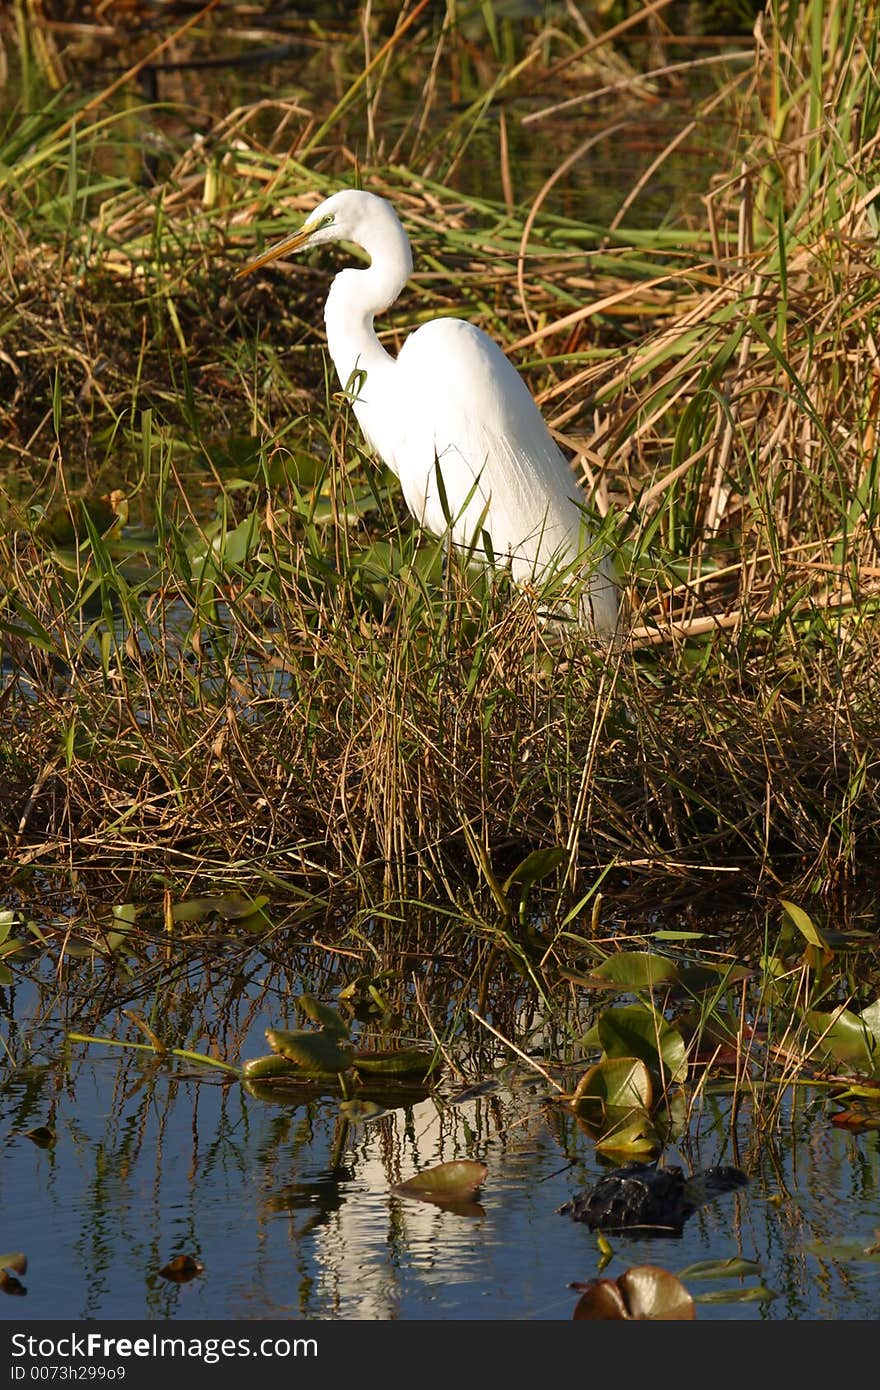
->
1;1;880;928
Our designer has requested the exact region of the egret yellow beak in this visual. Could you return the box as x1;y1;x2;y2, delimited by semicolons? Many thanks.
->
235;223;316;279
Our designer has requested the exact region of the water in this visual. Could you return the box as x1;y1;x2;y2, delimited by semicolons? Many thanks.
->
2;949;879;1321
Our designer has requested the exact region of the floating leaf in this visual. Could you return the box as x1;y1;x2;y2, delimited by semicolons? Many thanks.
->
591;952;678;989
265;1028;354;1073
805;1007;877;1075
831;1081;880;1101
158;1254;204;1283
619;1265;697;1319
0;1254;26;1275
598;1005;688;1086
393;1160;487;1203
805;1238;880;1264
170;898;223;923
447;1080;500;1104
571;1057;653;1113
694;1286;776;1304
22;1126;55;1148
572;1278;629;1320
297;995;349;1037
593;1110;661;1157
678;1258;762;1281
0;1270;26;1297
860;999;880;1048
242;1054;302;1079
830;1108;880;1131
572;1266;695;1320
352;1048;439;1079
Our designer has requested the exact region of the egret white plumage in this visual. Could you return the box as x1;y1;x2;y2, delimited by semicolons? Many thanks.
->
238;189;619;635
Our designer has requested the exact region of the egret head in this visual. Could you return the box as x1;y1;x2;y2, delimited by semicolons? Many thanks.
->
236;189;408;279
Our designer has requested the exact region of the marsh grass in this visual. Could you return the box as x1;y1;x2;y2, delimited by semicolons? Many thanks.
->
2;0;880;945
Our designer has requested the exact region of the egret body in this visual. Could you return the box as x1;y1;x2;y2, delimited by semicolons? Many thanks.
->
239;189;619;635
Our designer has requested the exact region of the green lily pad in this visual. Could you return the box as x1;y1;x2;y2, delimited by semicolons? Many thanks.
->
265;1028;354;1073
392;1160;487;1202
678;1258;763;1280
593;1110;661;1157
297;995;350;1037
591;952;679;989
242;1054;302;1079
571;1057;653;1113
859;999;880;1048
805;1238;880;1263
597;1005;688;1086
694;1286;777;1303
352;1048;439;1079
805;1006;877;1075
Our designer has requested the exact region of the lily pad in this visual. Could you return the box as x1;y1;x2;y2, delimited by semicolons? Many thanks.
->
392;1160;488;1203
297;994;350;1037
597;1005;688;1086
265;1028;354;1074
502;847;567;894
22;1126;55;1148
572;1265;695;1320
242;1054;302;1079
352;1048;439;1079
678;1257;762;1281
592;1111;661;1157
591;951;679;989
805;1237;880;1264
694;1286;776;1304
158;1254;204;1283
860;999;880;1048
805;1007;877;1076
571;1057;654;1113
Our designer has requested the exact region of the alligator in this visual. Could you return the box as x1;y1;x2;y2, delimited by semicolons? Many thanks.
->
561;1161;749;1235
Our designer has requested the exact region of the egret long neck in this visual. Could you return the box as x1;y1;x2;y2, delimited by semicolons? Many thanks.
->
323;272;396;389
322;220;412;391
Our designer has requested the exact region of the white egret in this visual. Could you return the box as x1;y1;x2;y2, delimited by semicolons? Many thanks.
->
237;189;619;635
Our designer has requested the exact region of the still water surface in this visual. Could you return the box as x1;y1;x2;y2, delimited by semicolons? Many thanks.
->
2;951;878;1321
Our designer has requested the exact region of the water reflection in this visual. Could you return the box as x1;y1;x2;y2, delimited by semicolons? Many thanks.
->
1;953;879;1320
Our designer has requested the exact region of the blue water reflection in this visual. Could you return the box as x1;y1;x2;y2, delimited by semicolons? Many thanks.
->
1;961;878;1321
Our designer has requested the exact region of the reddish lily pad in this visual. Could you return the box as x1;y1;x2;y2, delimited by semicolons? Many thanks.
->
158;1254;204;1283
572;1265;695;1320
